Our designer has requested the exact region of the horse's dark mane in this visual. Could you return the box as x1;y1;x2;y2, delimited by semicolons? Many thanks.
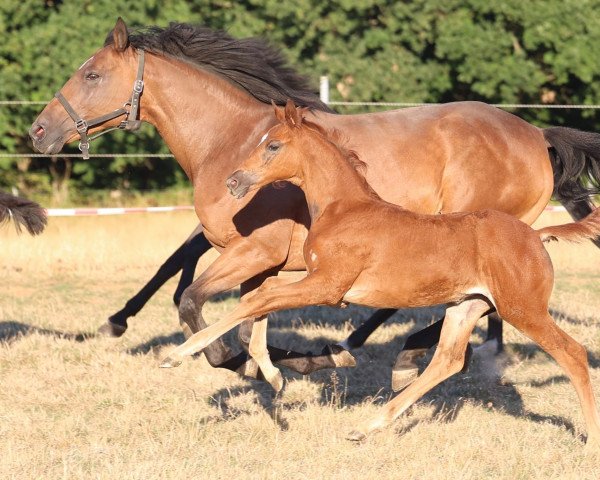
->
302;120;382;200
105;23;334;112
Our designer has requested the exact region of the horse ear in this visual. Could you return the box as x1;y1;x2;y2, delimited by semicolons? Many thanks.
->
112;17;130;52
284;99;302;128
272;101;286;124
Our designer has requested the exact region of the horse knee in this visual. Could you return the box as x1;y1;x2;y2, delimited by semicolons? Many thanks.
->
179;290;197;316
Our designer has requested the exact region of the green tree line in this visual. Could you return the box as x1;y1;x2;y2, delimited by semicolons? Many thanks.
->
1;0;599;204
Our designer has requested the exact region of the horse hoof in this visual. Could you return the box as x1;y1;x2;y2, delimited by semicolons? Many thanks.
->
323;344;357;368
346;429;367;442
159;356;182;368
97;321;127;338
391;367;419;392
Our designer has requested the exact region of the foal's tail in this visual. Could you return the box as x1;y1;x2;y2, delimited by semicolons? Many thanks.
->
0;191;47;235
538;206;600;243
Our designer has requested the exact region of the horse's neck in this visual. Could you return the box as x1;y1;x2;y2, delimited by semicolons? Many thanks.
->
140;54;273;185
299;138;374;218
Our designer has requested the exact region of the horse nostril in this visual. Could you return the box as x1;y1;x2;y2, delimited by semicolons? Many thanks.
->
31;124;46;141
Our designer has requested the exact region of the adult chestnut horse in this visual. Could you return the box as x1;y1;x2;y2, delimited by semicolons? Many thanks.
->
0;192;47;235
161;101;600;446
30;19;600;387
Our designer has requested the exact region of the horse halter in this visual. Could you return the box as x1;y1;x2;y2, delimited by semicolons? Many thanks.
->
54;49;145;159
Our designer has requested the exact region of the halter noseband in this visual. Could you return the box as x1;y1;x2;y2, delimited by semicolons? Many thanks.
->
54;49;145;159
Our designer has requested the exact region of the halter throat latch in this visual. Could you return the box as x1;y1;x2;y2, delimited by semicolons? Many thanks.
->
54;49;145;159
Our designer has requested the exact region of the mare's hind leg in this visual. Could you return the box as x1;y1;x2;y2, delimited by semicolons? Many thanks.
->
348;299;490;441
503;309;600;447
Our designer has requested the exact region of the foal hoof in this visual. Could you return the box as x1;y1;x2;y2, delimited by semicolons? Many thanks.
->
323;344;357;368
97;320;127;338
159;356;182;368
346;429;367;442
391;367;419;392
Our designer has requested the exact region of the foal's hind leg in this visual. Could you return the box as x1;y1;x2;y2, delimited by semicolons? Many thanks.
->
348;299;490;441
503;309;600;447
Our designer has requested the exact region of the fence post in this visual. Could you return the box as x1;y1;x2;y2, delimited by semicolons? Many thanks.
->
319;76;329;104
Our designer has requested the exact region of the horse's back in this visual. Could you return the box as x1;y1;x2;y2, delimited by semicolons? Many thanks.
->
313;102;553;223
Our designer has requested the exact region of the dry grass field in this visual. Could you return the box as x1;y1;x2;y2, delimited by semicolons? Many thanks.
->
1;210;600;479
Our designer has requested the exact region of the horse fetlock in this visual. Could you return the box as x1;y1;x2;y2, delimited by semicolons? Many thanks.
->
97;320;127;338
267;370;285;393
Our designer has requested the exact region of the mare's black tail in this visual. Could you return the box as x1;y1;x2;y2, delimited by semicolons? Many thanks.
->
543;127;600;248
0;191;47;235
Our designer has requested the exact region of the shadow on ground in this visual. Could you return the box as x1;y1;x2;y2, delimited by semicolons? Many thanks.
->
3;301;594;443
0;320;95;344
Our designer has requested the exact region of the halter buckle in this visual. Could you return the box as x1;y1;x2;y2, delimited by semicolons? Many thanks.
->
133;79;144;94
78;141;89;152
75;119;88;133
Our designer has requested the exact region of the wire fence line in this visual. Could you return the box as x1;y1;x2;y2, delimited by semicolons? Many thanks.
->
327;101;600;109
3;99;600;108
2;97;599;158
0;153;175;158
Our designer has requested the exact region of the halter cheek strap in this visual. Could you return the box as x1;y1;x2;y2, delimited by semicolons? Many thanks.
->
54;49;145;159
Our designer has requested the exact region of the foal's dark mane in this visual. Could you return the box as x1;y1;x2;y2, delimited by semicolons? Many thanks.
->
302;120;382;200
105;23;334;112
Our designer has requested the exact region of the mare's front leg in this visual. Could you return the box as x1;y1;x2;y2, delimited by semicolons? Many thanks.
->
160;271;356;376
98;224;210;337
174;237;286;377
174;237;353;378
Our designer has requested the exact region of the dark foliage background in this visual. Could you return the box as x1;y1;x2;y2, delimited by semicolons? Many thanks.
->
1;0;599;203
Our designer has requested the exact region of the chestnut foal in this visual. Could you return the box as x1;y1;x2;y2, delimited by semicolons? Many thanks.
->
161;101;600;446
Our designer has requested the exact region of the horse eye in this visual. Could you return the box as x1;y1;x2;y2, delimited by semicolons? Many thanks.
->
85;72;100;81
267;141;281;152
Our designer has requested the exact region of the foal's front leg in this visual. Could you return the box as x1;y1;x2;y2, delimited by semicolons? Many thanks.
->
160;272;354;377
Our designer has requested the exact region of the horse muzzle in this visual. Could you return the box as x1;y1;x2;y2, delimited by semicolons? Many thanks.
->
29;120;68;155
226;170;257;199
